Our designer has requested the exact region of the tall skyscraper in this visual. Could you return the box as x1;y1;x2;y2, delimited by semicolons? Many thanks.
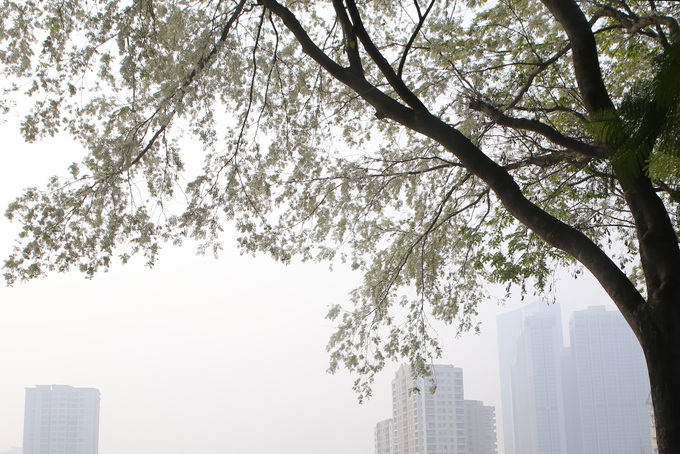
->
564;306;652;454
497;300;565;454
377;364;497;454
391;364;467;454
22;385;100;454
498;302;653;454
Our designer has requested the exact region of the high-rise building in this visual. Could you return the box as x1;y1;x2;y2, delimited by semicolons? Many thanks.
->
391;364;466;454
375;419;394;454
498;302;654;454
564;306;652;454
22;385;100;454
377;364;496;454
560;346;583;454
463;400;497;454
497;300;566;454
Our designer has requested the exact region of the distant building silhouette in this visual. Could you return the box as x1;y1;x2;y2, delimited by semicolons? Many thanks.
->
375;419;393;454
22;385;100;454
563;306;651;454
464;400;497;454
498;302;652;454
375;364;497;454
496;300;566;454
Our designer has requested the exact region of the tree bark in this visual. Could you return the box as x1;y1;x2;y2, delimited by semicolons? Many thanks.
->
639;303;680;454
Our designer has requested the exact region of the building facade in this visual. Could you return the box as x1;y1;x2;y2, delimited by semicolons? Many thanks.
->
497;300;566;454
498;302;653;454
564;306;652;454
22;385;100;454
375;419;394;454
463;400;497;454
392;364;467;454
377;364;496;454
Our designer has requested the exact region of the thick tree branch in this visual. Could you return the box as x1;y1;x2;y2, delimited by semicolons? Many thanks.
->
539;0;615;114
593;6;680;39
410;113;646;318
470;99;604;157
344;0;428;113
656;181;680;204
331;0;363;73
258;0;417;125
503;152;592;172
263;2;646;319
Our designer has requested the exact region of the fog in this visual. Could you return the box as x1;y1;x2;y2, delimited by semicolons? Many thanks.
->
0;122;617;454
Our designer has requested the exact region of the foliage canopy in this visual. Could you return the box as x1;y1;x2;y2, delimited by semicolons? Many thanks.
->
2;0;680;409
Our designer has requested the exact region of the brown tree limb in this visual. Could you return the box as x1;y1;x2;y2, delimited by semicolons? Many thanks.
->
344;0;428;113
331;0;363;73
469;99;604;157
539;0;615;113
593;6;680;38
503;153;593;172
540;6;680;403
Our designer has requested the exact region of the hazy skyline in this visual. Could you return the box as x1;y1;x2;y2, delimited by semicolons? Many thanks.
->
22;385;100;454
1;117;619;454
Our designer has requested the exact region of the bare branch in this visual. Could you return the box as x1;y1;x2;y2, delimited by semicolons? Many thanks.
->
397;0;436;79
593;6;680;40
507;43;571;109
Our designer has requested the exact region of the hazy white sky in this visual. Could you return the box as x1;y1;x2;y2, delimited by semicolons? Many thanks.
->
0;117;618;454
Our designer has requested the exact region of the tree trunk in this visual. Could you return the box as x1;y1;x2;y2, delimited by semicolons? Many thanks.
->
640;303;680;454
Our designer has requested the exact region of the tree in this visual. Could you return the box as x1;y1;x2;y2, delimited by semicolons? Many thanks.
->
1;0;679;451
